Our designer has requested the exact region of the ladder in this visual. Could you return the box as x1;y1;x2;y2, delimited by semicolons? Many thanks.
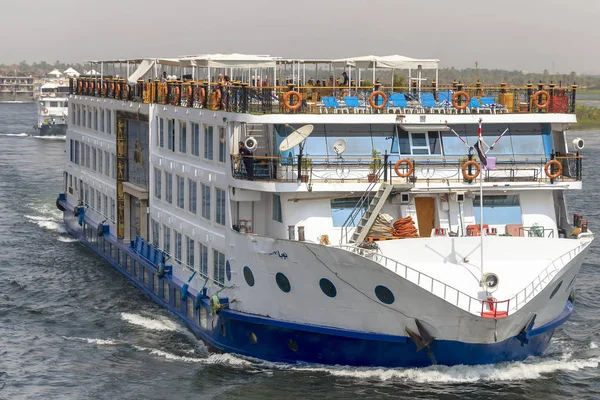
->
349;183;394;244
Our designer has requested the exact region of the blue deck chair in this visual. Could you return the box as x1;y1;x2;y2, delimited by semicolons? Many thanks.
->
467;97;483;113
420;93;445;113
343;96;368;113
436;91;453;113
320;96;348;114
388;93;411;114
480;96;507;113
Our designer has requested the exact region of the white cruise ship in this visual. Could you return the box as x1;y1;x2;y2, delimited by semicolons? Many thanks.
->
57;53;593;367
35;68;79;136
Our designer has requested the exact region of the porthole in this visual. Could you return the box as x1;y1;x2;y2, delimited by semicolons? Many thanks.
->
549;281;563;300
221;324;226;337
226;260;232;281
249;332;258;344
243;266;255;287
375;285;395;304
288;339;298;352
319;278;337;298
276;272;291;293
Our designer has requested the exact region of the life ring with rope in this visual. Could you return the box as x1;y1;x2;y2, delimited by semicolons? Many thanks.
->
533;90;550;109
544;159;562;179
452;91;470;110
283;90;302;110
462;160;481;180
369;91;387;109
394;159;414;178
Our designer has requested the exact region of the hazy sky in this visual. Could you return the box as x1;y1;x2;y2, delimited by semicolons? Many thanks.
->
2;0;599;74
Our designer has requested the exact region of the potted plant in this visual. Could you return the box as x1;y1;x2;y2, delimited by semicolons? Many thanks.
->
300;157;312;183
368;150;383;182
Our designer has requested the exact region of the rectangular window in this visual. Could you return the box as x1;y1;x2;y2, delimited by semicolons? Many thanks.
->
154;168;162;199
86;145;91;169
177;175;185;209
216;188;226;225
88;110;91;129
330;197;367;227
188;179;197;214
82;108;86;127
84;184;89;205
107;110;112;134
474;195;522;225
81;142;86;166
204;125;213;160
199;243;208;277
90;188;95;209
398;131;442;156
110;198;116;223
272;194;282;223
103;194;108;217
97;192;102;214
104;151;110;176
159;118;164;148
218;126;226;163
201;183;211;220
168;119;175;151
163;282;170;303
69;140;74;163
151;219;160;247
179;121;187;153
213;250;225;286
91;146;96;171
72;105;76;125
100;109;105;132
98;149;103;174
111;154;116;179
165;172;173;204
191;122;200;156
94;108;98;131
186;236;194;268
174;230;182;263
163;225;171;255
75;141;80;165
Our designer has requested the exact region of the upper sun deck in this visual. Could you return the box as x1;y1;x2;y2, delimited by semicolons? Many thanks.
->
69;54;578;118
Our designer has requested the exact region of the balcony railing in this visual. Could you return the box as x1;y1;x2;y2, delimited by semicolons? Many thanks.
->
230;154;583;184
70;77;578;115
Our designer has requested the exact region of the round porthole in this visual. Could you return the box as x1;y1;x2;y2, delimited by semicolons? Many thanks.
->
249;332;258;344
276;272;291;293
226;260;232;281
221;324;226;337
375;285;395;304
288;339;298;352
319;278;337;298
549;281;563;300
243;266;254;287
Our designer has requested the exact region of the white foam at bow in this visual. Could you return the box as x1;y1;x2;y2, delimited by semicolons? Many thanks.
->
132;345;251;366
120;312;178;332
33;135;66;140
57;236;78;243
0;133;28;137
24;215;67;234
63;336;120;346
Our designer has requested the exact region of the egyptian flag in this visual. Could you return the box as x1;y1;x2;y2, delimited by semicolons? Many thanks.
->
475;119;487;168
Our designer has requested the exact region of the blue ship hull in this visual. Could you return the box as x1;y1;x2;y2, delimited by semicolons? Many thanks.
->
61;201;570;368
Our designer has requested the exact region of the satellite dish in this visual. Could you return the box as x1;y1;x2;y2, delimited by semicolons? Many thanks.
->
332;139;347;155
279;124;314;152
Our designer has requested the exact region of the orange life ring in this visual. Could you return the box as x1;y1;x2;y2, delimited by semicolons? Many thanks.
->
58;80;64;85
533;90;550;109
175;86;181;103
394;159;413;178
116;84;121;98
186;86;192;99
369;91;387;109
124;85;130;99
462;160;481;180
283;90;302;110
544;159;562;179
199;87;206;104
43;108;48;114
452;91;470;110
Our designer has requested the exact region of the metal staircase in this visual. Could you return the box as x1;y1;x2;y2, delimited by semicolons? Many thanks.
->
349;183;394;244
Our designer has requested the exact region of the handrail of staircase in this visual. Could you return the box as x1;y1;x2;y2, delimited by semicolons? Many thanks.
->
339;165;385;245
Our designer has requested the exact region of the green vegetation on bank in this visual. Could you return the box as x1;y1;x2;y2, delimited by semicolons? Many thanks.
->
574;104;600;130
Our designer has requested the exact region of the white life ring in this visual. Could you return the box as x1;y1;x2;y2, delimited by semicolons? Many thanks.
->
245;137;258;151
58;80;64;85
43;108;49;114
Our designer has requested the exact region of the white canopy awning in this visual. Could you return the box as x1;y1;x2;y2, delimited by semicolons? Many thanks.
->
63;67;80;77
332;55;439;70
179;53;276;68
128;59;154;84
48;69;62;76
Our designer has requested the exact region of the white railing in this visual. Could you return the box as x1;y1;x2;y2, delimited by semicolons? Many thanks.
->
335;240;589;316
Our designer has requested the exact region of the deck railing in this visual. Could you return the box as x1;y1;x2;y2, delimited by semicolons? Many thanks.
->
335;239;588;317
70;77;578;115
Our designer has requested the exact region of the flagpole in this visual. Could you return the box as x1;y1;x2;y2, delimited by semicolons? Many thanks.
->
478;118;484;276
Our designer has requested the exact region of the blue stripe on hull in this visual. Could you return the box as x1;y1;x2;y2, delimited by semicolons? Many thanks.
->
62;211;570;368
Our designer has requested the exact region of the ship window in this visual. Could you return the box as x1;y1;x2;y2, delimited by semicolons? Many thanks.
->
151;219;160;247
110;198;115;223
88;110;92;129
330;197;367;227
188;179;197;214
249;332;258;344
276;272;291;293
204;125;214;160
91;147;96;171
187;296;195;319
100;109;105;132
107;110;112;134
191;122;200;156
243;266;254;287
179;120;187;153
165;172;173;204
104;151;110;176
218;127;226;163
319;278;337;298
174;230;182;263
159;118;165;148
93;108;98;131
167;119;175;151
153;274;159;295
288;339;298;352
272;194;282;223
226;260;231;281
86;145;91;169
213;250;225;286
216;188;226;225
375;285;395;304
199;243;209;278
473;195;522;225
397;131;442;156
98;149;103;173
163;225;171;255
163;282;170;303
549;281;563;300
111;154;116;179
176;175;185;209
175;288;181;310
186;236;195;269
201;183;211;220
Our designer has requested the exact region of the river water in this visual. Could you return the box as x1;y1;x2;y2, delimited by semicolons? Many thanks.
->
1;103;599;399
